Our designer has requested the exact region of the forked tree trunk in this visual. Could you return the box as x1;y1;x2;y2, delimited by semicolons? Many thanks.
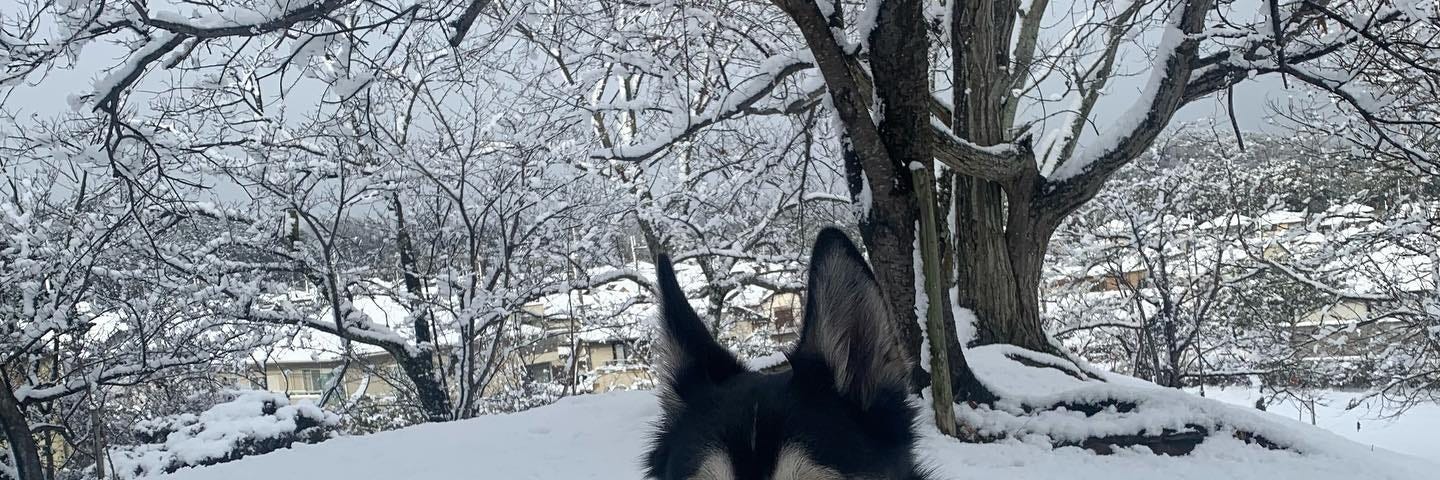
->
949;0;1055;355
961;196;1062;353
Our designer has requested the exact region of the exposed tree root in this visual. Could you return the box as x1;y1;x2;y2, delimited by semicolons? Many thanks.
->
1003;351;1105;382
957;402;1289;456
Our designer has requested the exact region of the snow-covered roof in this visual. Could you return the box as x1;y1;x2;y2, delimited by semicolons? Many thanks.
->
258;294;458;365
1196;214;1253;231
1337;244;1434;295
1324;203;1375;217
1319;203;1375;227
258;259;798;362
74;302;132;343
1257;210;1306;226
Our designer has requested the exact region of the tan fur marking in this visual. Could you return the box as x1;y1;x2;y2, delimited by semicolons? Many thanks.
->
690;449;733;480
772;444;842;480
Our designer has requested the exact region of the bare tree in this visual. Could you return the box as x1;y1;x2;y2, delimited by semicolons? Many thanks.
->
1;123;264;480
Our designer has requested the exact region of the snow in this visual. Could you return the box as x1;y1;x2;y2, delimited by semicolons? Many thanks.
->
1053;6;1189;181
147;0;321;29
149;388;1436;480
113;391;339;479
1200;387;1440;460
262;294;449;364
913;222;931;372
745;352;789;371
149;356;1437;480
90;32;178;106
1257;210;1306;227
948;345;1435;479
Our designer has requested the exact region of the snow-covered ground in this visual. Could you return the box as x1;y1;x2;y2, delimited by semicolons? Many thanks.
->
151;389;1434;480
151;350;1438;480
1198;386;1440;460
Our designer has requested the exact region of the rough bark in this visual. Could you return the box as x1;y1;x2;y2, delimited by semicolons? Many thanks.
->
863;0;932;392
775;0;926;387
948;0;1057;354
91;404;107;480
935;173;996;403
390;348;452;422
1;377;44;480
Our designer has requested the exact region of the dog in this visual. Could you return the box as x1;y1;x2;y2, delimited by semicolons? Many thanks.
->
645;228;931;479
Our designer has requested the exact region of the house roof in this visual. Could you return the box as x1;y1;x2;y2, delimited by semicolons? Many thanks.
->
1258;210;1306;226
260;294;429;364
256;259;799;363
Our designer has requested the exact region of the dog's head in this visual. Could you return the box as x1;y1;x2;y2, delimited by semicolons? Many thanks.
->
645;228;928;480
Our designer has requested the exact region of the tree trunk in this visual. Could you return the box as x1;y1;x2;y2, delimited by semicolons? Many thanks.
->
853;168;925;388
1;378;44;480
91;404;107;480
781;0;1059;401
391;349;452;422
933;173;997;403
948;0;1055;354
852;0;931;390
390;196;453;421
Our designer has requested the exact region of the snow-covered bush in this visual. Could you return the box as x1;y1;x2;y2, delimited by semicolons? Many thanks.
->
340;396;429;435
474;382;568;415
109;391;340;479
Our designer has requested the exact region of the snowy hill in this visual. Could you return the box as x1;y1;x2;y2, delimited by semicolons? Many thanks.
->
152;389;1435;480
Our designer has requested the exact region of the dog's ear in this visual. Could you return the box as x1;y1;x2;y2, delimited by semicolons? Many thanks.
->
654;254;745;400
792;228;911;409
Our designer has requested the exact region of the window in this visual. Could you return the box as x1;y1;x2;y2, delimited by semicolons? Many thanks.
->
307;370;328;392
526;363;554;383
285;368;339;394
774;306;796;330
604;343;636;367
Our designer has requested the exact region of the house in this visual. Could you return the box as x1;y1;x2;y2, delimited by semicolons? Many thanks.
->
243;259;804;404
1285;299;1409;387
1257;210;1306;233
723;290;804;344
244;294;423;402
512;306;653;393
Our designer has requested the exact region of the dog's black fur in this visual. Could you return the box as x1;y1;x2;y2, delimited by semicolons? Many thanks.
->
645;228;931;480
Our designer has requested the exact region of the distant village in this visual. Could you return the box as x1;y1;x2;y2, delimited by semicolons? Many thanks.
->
235;261;802;405
216;202;1435;406
1045;202;1431;382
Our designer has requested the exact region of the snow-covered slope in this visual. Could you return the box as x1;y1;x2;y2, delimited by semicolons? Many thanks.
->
154;388;1433;480
1200;387;1440;460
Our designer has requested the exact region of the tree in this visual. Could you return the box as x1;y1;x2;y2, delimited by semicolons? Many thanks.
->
1;122;266;480
587;0;1439;403
7;0;1437;441
1047;128;1440;415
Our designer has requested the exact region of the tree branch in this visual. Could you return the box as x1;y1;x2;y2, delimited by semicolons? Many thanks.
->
1044;0;1213;212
